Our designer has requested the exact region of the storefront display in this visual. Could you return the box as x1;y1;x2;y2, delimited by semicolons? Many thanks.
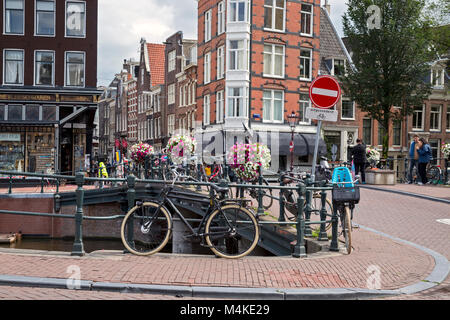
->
0;133;25;172
26;129;55;174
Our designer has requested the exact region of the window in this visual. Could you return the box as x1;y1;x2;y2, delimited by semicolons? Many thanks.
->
191;83;196;104
216;90;224;124
429;139;440;165
431;69;444;88
179;86;183;107
263;90;283;123
66;1;86;37
168;83;175;105
168;50;176;72
203;95;210;125
227;87;248;117
4;0;24;34
35;51;54;86
218;1;225;35
300;4;313;36
35;0;55;36
229;40;247;71
446;106;450;132
42;106;56;121
204;9;212;42
378;122;386;146
300;49;312;80
217;46;225;80
393;121;401;146
8;105;22;120
264;44;284;78
341;99;354;120
264;0;285;32
0;105;5;120
333;59;345;76
26;105;40;121
430;104;441;131
229;0;247;22
363;119;372;145
299;93;311;124
65;52;85;87
412;105;424;130
3;49;24;85
204;52;211;84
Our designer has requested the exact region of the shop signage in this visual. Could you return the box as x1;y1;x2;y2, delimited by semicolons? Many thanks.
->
0;133;21;141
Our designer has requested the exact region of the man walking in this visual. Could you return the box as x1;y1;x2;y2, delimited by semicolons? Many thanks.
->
352;139;367;184
408;134;420;184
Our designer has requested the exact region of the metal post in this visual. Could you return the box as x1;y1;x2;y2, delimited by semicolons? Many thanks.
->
304;178;313;237
257;166;264;216
311;120;323;182
196;163;202;191
41;175;44;193
8;175;12;194
318;182;329;241
292;183;306;258
124;174;136;253
71;172;85;256
329;200;339;252
278;179;286;222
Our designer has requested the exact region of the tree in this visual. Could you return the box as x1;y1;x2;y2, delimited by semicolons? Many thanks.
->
340;0;440;159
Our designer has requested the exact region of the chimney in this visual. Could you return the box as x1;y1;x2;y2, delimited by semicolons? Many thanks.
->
324;0;331;15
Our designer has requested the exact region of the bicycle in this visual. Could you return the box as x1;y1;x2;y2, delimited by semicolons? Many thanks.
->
331;166;360;255
120;169;260;259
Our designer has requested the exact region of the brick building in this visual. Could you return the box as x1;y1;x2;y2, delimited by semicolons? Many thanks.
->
0;0;101;175
196;0;326;170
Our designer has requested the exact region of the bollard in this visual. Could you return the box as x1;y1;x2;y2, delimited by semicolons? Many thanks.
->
303;178;313;237
56;178;60;194
318;182;329;241
41;175;44;193
278;179;286;222
329;199;339;252
292;183;306;258
257;166;264;216
8;175;12;194
71;172;85;256
124;174;136;253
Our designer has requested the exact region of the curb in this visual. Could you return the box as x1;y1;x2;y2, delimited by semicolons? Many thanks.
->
359;185;450;205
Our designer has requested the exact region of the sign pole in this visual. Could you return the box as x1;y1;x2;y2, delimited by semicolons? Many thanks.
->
310;120;322;183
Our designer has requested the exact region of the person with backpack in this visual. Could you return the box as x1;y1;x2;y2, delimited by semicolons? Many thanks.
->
416;137;432;185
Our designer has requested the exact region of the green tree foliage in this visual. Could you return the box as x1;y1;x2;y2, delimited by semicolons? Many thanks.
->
339;0;442;158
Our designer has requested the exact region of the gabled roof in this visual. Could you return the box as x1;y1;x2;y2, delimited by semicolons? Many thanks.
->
146;43;166;87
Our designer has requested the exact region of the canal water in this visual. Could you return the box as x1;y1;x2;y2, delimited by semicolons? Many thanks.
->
0;237;125;253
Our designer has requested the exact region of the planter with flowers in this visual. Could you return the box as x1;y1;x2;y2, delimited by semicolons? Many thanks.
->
130;142;154;164
167;135;196;165
365;146;395;185
227;143;271;182
442;143;450;160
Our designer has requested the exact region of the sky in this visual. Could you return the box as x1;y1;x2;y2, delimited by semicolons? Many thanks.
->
97;0;349;87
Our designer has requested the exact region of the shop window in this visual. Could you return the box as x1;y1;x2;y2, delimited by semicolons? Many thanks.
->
26;105;40;121
0;132;24;171
8;105;22;120
324;131;341;162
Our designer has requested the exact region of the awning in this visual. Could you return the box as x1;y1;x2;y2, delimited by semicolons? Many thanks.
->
196;131;326;157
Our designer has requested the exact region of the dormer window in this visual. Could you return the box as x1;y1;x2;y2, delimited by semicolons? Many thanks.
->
431;69;444;88
333;59;346;76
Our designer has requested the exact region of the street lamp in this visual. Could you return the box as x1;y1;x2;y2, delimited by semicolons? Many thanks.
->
288;111;299;172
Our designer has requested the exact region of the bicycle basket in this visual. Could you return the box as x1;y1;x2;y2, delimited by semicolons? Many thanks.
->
332;186;360;204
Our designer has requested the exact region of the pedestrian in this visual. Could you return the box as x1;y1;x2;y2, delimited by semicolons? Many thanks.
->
408;134;420;184
351;138;367;184
98;160;109;188
416;137;432;185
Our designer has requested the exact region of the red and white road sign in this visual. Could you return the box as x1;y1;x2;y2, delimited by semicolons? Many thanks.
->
309;75;341;109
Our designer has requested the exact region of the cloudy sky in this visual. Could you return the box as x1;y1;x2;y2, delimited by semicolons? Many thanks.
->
97;0;348;87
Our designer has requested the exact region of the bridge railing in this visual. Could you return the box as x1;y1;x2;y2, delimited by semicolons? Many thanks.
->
0;170;338;258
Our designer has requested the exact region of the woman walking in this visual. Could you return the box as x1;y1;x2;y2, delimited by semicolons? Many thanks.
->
416;137;432;185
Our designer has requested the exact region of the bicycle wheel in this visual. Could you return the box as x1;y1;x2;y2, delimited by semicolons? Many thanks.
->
427;166;441;184
246;180;273;210
205;204;259;259
121;202;172;256
340;206;352;254
309;193;332;232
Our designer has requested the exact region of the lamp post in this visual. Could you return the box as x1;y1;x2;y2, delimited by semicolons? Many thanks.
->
288;112;299;172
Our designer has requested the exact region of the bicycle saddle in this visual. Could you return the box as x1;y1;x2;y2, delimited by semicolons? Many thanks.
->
210;183;229;193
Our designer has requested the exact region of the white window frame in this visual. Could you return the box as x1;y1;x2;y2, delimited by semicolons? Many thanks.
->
168;50;176;72
299;93;311;125
204;52;211;84
3;48;24;86
168;114;175;134
300;3;313;37
217;45;225;80
263;89;284;123
300;48;312;81
341;98;355;120
64;51;85;88
35;0;55;37
216;90;224;124
204;9;212;42
217;1;225;35
203;94;210;125
65;0;86;38
263;43;285;78
34;50;55;86
168;83;175;105
3;0;25;35
263;0;286;32
227;87;248;118
431;68;444;89
229;0;248;23
228;39;248;71
430;104;442;132
412;105;425;131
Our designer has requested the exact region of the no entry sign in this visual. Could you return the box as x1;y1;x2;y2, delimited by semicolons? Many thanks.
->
309;75;341;109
